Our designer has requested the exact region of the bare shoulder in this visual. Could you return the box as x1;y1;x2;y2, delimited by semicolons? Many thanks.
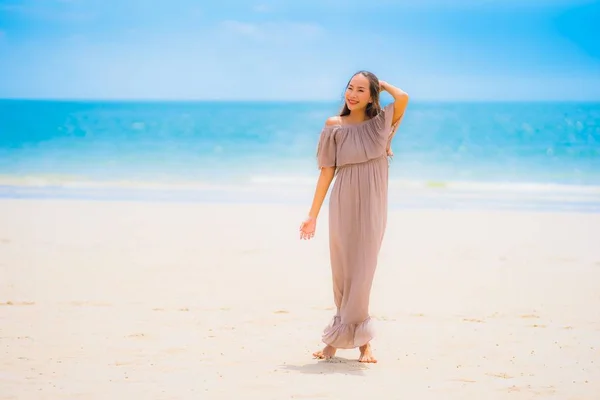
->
325;116;342;127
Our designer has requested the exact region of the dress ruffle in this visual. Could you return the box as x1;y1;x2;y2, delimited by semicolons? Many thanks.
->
322;315;375;349
315;103;395;169
316;126;337;169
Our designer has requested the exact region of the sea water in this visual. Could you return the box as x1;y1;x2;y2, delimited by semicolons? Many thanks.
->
1;99;599;212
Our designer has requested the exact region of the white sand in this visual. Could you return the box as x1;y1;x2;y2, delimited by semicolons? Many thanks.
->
1;198;599;399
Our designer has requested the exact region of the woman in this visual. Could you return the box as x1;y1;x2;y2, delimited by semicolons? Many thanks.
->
299;70;409;363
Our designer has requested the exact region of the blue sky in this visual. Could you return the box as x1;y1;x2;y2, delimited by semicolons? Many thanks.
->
0;0;598;101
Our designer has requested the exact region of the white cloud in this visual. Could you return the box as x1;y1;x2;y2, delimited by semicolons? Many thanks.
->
221;20;261;37
253;4;272;13
220;20;323;43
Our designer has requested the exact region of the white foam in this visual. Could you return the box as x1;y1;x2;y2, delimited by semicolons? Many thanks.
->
248;174;600;195
1;174;599;202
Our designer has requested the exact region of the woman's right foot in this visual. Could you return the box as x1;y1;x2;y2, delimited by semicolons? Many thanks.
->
358;343;377;363
313;345;336;360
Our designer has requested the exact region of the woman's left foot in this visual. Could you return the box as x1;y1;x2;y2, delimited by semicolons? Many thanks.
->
358;343;377;363
313;345;336;360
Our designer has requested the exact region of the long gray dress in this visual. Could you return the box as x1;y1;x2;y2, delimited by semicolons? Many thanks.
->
316;103;397;349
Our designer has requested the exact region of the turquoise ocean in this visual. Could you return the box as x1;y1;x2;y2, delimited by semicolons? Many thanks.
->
1;100;599;212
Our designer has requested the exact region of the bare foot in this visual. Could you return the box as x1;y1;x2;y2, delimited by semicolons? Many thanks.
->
358;343;377;363
313;345;336;360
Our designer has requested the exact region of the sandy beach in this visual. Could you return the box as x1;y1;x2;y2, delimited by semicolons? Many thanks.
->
1;198;599;399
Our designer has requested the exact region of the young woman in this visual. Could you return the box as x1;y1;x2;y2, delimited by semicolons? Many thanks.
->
299;71;409;363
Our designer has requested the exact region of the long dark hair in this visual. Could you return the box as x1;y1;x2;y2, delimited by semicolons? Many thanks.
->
339;70;382;119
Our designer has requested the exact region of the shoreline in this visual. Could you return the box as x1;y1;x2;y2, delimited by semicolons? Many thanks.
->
1;180;600;214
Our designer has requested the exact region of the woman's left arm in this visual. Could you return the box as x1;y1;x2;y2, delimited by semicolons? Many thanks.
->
379;81;409;125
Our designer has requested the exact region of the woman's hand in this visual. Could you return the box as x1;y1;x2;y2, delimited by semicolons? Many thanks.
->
299;216;316;240
379;80;388;92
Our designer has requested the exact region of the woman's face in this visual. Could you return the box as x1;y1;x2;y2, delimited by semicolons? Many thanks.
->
345;74;372;111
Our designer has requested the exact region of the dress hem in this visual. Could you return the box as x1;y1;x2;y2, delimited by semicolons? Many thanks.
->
321;315;375;349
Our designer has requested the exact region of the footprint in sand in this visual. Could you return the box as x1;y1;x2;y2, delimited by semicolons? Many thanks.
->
69;301;111;307
452;378;476;383
274;310;289;314
506;385;555;395
114;361;137;366
0;239;10;244
0;301;35;306
486;372;513;379
463;318;485;323
520;314;540;319
531;324;546;328
311;306;334;311
127;333;147;339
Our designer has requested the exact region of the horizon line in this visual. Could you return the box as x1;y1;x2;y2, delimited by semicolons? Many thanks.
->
1;97;599;104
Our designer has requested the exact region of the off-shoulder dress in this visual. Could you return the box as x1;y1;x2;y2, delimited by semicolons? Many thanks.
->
316;103;398;349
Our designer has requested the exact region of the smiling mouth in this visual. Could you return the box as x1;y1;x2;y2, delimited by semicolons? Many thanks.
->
347;100;358;105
